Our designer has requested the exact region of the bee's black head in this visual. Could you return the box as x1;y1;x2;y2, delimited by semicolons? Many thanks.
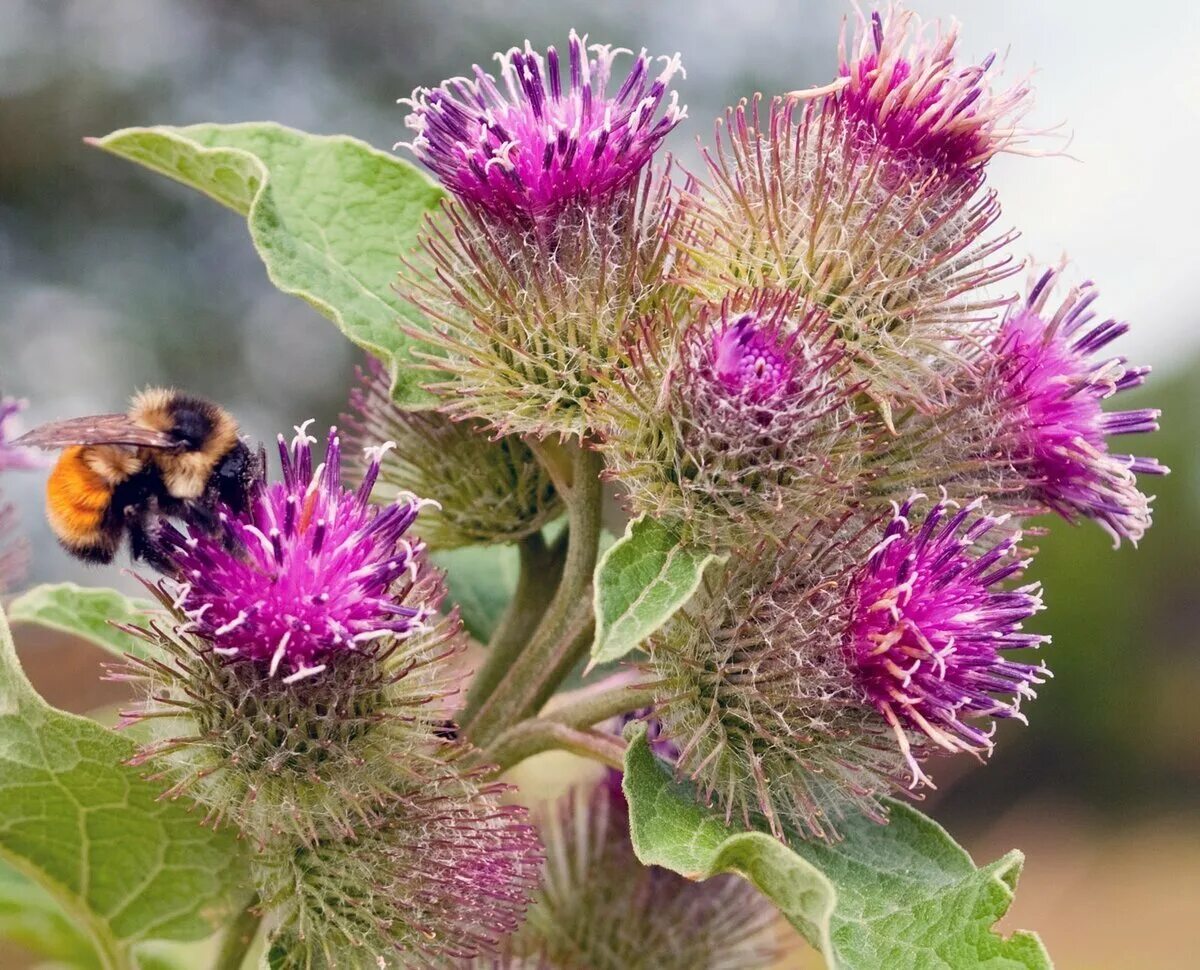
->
167;395;220;450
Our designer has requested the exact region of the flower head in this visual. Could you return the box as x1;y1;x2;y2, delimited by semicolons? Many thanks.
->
678;95;1016;421
987;272;1166;545
509;785;779;968
597;291;862;548
406;168;677;438
159;423;435;682
401;30;685;228
831;4;1033;179
846;495;1048;785
0;397;44;472
259;762;541;965
709;308;807;404
649;522;913;840
344;360;562;548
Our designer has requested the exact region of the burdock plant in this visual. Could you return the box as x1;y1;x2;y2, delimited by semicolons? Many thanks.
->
0;4;1165;969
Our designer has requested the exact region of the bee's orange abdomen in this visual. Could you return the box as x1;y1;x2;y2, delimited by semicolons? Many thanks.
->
46;446;113;542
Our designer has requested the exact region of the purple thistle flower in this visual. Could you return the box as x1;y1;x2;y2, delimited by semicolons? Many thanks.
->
989;272;1166;546
0;397;44;472
159;422;437;683
830;4;1033;179
845;494;1048;786
400;30;685;228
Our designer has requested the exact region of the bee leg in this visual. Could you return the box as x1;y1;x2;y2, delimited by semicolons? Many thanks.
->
187;499;220;535
125;502;173;574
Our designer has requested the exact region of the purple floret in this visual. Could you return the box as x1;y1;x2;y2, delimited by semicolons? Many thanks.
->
846;495;1048;785
161;423;436;682
400;29;685;226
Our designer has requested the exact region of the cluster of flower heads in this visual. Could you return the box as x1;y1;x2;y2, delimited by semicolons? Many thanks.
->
397;0;1165;842
120;424;541;962
0;397;41;593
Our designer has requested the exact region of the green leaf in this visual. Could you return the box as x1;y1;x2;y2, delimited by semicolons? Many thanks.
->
91;123;444;405
431;544;521;642
8;584;156;661
0;605;248;970
591;515;723;666
622;727;1052;970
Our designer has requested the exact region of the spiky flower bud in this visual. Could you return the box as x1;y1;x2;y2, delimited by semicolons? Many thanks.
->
597;291;864;548
505;785;779;969
834;4;1033;180
400;30;685;230
981;272;1166;545
846;494;1048;787
117;425;540;963
344;362;562;548
678;86;1015;419
258;761;541;967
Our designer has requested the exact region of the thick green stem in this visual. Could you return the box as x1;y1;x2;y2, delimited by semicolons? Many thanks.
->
482;677;661;772
213;895;262;970
460;532;565;724
465;444;604;747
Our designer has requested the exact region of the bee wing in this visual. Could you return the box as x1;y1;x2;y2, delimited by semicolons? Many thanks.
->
14;414;181;450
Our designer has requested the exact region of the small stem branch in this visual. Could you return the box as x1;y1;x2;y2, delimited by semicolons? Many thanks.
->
460;532;564;725
465;443;604;747
213;895;262;970
544;678;663;729
487;719;626;772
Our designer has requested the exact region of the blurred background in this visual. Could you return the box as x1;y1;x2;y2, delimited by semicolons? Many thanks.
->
0;1;1196;966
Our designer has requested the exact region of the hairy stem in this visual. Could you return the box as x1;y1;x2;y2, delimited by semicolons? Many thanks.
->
465;443;604;747
460;532;566;725
543;677;664;729
213;895;262;970
487;720;626;771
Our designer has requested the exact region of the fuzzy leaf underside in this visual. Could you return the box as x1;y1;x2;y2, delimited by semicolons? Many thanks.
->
8;583;157;661
591;515;723;666
622;728;1052;970
0;606;248;969
91;123;444;405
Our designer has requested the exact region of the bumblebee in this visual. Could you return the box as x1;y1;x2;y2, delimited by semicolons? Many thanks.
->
17;388;263;569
